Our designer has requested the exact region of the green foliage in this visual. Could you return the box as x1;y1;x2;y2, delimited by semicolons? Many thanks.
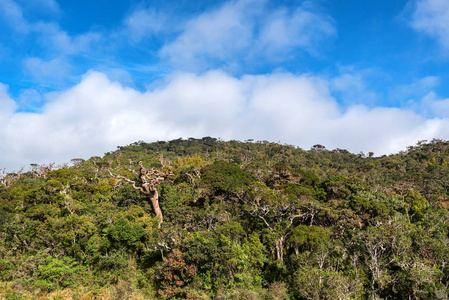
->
2;137;449;298
104;217;149;252
201;161;256;193
289;225;330;251
292;265;363;299
279;182;316;200
405;189;428;221
34;256;89;291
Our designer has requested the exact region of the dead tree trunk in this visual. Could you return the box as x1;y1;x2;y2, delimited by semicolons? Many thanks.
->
110;161;172;229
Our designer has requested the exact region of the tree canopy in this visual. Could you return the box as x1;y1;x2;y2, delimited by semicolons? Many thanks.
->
2;137;449;299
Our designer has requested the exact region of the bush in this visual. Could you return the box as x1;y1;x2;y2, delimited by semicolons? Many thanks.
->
202;161;255;194
33;257;89;292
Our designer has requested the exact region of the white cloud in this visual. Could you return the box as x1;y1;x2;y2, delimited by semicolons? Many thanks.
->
161;0;257;69
160;0;335;70
240;73;339;140
410;0;449;49
1;72;156;170
123;8;167;42
33;22;102;55
101;68;135;87
0;0;102;81
0;0;60;32
17;88;44;112
323;106;432;154
420;92;449;117
389;76;439;103
386;77;449;117
257;5;336;56
149;70;245;137
0;0;29;32
0;0;101;58
431;99;449;117
23;57;71;79
330;73;379;106
0;83;19;169
20;22;102;80
0;83;17;120
332;74;365;92
2;70;449;170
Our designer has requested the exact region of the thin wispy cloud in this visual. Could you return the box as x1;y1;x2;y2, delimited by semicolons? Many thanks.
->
33;22;102;55
23;57;71;80
0;0;28;32
123;8;168;43
160;0;335;71
410;0;449;50
257;5;335;57
389;76;440;107
160;0;261;70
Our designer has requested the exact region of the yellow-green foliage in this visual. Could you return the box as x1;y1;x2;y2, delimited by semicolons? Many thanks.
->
2;138;449;299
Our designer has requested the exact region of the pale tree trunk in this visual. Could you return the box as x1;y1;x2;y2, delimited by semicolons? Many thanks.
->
148;190;163;227
275;236;285;262
110;161;172;229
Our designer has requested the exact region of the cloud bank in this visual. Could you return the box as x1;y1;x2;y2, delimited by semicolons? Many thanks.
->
1;70;449;171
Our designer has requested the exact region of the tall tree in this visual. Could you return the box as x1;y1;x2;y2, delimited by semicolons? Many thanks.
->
110;161;171;228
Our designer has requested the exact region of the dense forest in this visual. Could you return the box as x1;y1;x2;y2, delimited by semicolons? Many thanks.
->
2;137;449;299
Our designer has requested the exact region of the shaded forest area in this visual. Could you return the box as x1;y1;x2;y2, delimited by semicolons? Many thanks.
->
2;137;449;299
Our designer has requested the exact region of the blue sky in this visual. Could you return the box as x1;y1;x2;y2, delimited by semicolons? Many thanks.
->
1;0;449;170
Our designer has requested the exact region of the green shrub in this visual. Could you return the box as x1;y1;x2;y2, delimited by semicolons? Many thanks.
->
202;161;255;194
33;257;89;291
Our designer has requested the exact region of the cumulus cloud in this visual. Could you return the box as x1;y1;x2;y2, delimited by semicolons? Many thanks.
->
409;0;449;50
2;70;449;170
160;0;335;70
0;83;17;120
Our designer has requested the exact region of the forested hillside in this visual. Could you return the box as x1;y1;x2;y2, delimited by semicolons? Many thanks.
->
2;137;449;299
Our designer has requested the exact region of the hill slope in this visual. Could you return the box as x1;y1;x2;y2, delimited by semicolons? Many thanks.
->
2;137;449;299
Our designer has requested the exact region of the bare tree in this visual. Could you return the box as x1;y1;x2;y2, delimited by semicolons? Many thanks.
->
0;168;9;186
0;167;24;186
110;161;172;228
30;163;55;178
